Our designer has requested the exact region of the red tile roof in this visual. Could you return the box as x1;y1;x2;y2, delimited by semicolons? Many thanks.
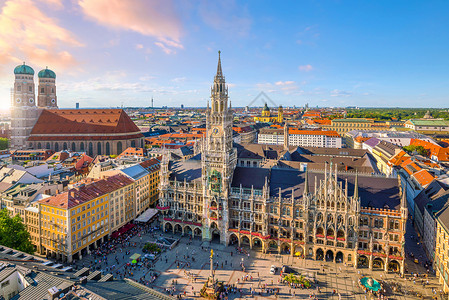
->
412;169;435;187
28;109;143;141
139;158;161;172
39;174;134;209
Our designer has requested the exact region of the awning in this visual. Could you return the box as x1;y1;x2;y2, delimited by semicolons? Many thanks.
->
135;208;159;223
129;253;141;261
111;223;136;239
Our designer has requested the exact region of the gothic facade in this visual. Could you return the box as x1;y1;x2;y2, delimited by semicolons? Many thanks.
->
158;52;407;274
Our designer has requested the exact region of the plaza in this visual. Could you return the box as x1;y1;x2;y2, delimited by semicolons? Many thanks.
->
71;217;446;299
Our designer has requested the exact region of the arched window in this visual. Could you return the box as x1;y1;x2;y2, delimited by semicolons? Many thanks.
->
97;142;101;155
117;141;122;154
106;142;110;155
63;142;67;150
71;142;76;151
131;140;136;147
37;142;41;149
88;142;93;156
46;142;50;149
80;142;84;152
54;143;59;152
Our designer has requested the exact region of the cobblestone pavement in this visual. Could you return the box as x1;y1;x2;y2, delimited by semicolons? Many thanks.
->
71;221;446;299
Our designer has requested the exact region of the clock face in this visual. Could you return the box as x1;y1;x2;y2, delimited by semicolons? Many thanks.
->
16;98;21;103
212;127;219;135
51;99;56;104
29;98;34;103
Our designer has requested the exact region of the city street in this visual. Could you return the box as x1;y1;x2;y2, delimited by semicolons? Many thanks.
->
71;220;446;299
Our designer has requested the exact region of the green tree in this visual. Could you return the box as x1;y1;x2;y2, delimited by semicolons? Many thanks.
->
0;138;8;150
0;209;34;254
403;145;429;156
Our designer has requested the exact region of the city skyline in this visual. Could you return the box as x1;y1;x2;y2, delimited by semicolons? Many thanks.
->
1;0;449;109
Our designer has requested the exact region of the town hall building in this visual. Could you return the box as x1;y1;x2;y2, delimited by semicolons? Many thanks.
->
158;52;408;274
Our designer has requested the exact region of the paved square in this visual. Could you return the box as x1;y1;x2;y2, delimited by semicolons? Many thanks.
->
72;223;444;299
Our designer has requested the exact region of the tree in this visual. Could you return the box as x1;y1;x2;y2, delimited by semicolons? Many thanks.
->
403;145;429;156
0;209;34;254
0;138;8;150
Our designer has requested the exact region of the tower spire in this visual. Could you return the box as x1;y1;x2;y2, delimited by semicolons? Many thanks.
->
353;172;359;200
304;167;309;195
216;50;223;78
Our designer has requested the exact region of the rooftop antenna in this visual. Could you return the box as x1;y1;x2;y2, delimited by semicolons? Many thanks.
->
151;97;154;109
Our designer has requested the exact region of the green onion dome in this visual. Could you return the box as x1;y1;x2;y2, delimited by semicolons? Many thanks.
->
14;63;34;75
38;67;56;79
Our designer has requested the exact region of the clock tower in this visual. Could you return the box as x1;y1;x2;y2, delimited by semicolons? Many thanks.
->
202;51;237;244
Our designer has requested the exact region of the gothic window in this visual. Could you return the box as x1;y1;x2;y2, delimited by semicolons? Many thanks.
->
71;142;76;151
46;142;50;149
389;220;394;230
331;202;335;209
106;142;110;155
117;141;122;154
337;215;343;224
348;217;353;226
317;213;323;222
80;142;84;151
63;142;67;150
88;142;93;156
97;142;101;155
337;202;340;210
55;143;59;152
295;209;300;218
327;214;333;223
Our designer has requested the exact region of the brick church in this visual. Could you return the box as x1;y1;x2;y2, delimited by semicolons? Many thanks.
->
10;64;143;156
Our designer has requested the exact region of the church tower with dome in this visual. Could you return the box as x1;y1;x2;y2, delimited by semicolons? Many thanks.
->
37;67;58;108
10;63;40;149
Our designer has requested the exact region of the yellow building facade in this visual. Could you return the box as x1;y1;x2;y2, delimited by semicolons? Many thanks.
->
435;206;449;292
254;103;283;123
38;174;135;262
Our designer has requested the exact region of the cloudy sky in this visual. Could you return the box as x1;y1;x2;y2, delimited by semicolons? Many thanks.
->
0;0;448;109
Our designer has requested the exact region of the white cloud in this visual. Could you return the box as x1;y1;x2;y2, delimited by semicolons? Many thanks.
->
299;64;313;72
171;77;187;83
330;89;352;97
79;0;183;54
0;0;83;72
256;81;302;94
154;42;175;55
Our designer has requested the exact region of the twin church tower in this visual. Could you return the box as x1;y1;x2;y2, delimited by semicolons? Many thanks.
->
11;63;58;149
